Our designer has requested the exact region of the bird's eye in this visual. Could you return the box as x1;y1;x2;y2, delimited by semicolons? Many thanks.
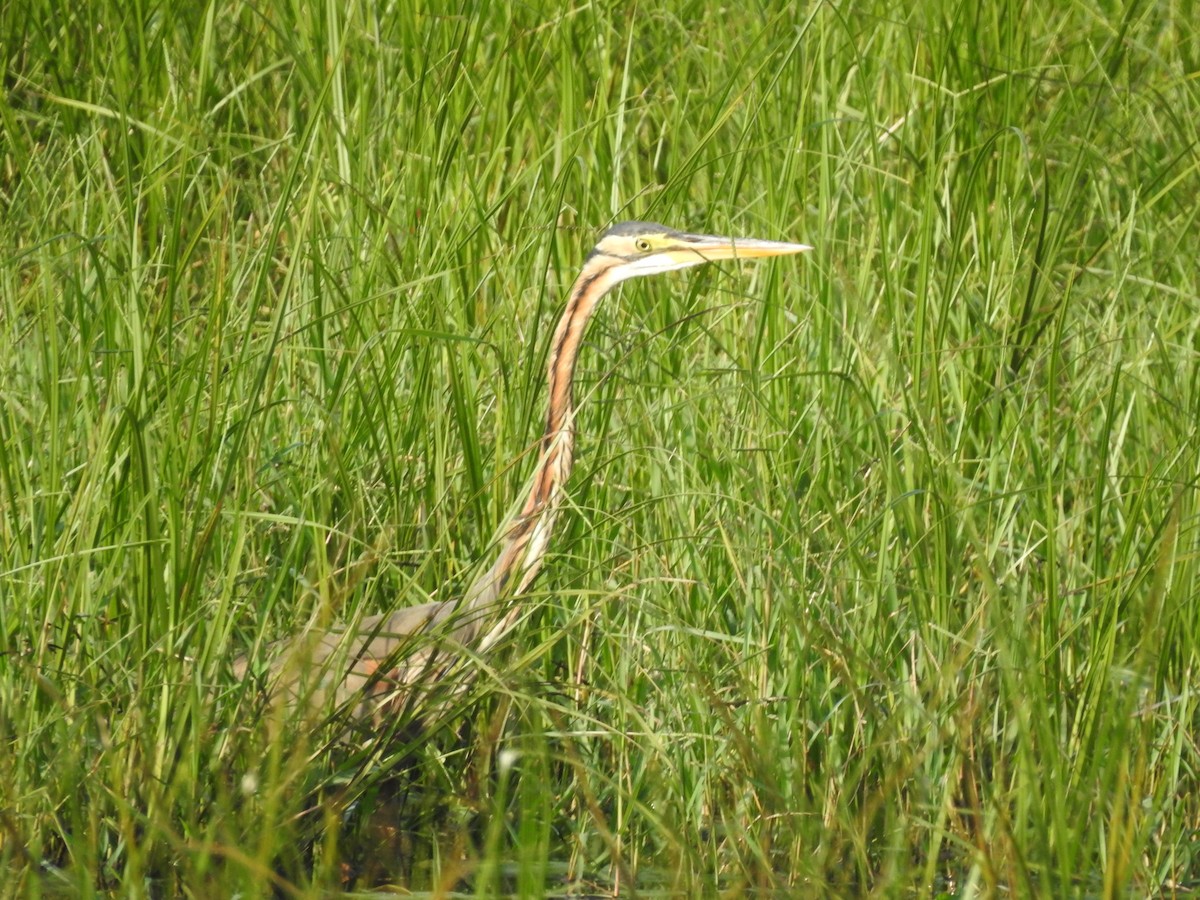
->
635;238;651;252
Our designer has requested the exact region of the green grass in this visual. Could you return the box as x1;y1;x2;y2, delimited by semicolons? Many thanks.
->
2;0;1199;895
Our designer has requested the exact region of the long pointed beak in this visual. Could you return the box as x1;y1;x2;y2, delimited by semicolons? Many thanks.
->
666;232;812;265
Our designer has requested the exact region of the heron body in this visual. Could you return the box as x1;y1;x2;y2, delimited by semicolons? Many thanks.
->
236;221;810;722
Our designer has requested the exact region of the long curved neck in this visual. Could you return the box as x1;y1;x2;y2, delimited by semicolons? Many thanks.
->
459;262;616;646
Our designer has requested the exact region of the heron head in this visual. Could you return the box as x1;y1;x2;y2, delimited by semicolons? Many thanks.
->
589;221;811;284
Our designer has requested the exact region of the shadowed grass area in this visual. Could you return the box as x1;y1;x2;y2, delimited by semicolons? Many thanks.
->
2;1;1199;895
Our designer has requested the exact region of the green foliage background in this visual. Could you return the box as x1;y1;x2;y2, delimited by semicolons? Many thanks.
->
2;0;1198;895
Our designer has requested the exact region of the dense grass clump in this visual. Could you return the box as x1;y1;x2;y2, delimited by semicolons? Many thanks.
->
2;1;1199;895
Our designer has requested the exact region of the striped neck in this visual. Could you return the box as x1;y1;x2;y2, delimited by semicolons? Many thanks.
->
460;263;616;645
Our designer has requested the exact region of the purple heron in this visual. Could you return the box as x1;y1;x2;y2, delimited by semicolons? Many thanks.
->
236;221;810;721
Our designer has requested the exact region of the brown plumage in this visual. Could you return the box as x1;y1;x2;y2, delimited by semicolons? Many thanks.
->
234;221;810;723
